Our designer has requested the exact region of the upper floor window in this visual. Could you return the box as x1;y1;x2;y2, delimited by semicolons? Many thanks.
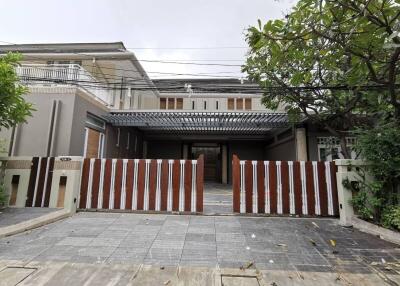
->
236;98;244;110
245;98;251;110
160;97;183;109
228;98;234;110
192;101;195;110
204;100;207;110
216;100;219;110
227;98;252;110
160;98;166;109
167;98;174;109
176;98;183;109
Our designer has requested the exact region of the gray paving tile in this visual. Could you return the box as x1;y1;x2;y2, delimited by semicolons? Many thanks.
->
56;237;93;247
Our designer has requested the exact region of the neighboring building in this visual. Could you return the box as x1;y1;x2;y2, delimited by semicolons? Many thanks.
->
0;42;355;183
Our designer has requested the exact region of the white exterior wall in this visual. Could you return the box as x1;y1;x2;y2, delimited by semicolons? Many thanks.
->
152;93;273;112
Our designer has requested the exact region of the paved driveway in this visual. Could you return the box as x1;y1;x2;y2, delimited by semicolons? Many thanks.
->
0;212;399;275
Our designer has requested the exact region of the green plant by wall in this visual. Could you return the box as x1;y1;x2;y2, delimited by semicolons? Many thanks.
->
0;184;7;208
381;206;400;231
348;121;400;227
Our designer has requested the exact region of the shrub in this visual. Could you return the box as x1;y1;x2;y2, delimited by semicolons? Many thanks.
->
349;121;400;227
0;184;7;208
381;206;400;231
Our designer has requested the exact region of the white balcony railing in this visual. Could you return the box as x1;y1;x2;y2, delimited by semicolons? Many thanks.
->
15;64;112;105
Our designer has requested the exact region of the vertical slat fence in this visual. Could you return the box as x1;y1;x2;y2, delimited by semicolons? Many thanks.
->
79;155;204;213
232;155;339;216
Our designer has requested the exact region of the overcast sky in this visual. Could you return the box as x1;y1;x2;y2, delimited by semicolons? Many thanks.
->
0;0;297;78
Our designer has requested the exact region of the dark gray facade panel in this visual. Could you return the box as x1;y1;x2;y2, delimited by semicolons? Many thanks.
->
104;126;144;159
227;141;266;183
264;139;296;161
146;140;182;159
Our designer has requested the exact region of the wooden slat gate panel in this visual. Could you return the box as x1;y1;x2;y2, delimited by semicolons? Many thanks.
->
79;155;204;213
26;157;55;207
232;155;339;216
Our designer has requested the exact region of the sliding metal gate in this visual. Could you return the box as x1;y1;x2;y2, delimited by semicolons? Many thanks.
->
232;155;339;216
79;156;204;213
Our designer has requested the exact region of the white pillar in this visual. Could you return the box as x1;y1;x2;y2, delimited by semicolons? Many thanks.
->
182;144;189;159
222;145;228;184
49;156;83;214
335;159;370;227
295;128;308;161
0;157;33;207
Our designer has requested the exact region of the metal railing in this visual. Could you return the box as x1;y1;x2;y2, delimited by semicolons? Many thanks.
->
16;64;112;105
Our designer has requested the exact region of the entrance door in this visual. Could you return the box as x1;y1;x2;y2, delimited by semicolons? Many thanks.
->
84;128;104;158
192;146;221;182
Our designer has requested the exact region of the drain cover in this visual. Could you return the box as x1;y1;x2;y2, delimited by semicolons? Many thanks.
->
221;275;260;286
0;267;36;285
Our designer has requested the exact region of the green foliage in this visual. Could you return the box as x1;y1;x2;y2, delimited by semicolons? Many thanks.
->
355;122;400;183
244;0;400;156
0;52;33;129
382;205;400;230
346;121;400;227
0;183;7;207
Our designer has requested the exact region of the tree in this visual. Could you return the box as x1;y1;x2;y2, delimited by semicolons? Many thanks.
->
0;53;33;129
243;0;400;158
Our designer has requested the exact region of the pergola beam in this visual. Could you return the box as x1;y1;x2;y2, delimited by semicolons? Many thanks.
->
103;111;289;134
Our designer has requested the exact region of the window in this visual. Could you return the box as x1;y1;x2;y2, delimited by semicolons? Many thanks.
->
317;136;357;161
245;98;252;110
168;98;175;109
236;98;244;110
204;100;207;110
192;101;195;110
176;98;183;109
160;98;166;109
161;97;184;109
228;98;234;110
86;113;106;132
216;100;219;110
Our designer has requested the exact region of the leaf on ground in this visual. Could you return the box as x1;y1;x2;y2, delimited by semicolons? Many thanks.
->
309;239;317;246
296;271;304;280
312;222;319;228
277;243;287;247
164;280;171;285
329;239;336;247
245;261;254;269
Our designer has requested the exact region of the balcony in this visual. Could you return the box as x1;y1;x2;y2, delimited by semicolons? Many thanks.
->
16;64;112;105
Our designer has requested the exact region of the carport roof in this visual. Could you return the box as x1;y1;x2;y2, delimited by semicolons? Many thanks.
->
103;110;289;134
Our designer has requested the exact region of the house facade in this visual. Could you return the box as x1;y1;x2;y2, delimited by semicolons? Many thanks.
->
0;42;352;184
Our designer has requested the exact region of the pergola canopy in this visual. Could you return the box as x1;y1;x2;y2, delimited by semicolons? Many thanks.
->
103;110;289;134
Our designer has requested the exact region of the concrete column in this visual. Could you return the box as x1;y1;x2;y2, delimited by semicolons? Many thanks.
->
222;145;228;184
49;156;83;214
182;144;189;159
143;141;148;158
295;128;308;161
335;159;370;227
0;157;33;207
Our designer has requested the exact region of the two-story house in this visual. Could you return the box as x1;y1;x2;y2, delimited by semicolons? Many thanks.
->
0;42;355;184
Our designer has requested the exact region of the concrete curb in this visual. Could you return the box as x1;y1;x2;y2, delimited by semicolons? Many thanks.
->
0;209;71;238
352;216;400;245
